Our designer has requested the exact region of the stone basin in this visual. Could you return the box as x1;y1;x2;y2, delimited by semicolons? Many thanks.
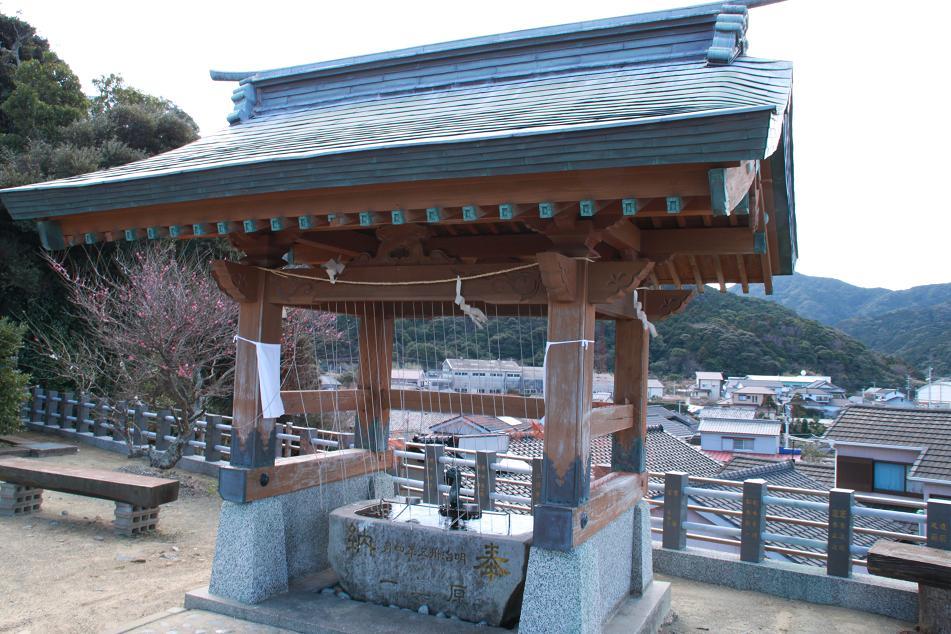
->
328;500;533;627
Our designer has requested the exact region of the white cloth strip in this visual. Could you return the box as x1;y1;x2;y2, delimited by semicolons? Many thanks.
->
235;336;285;419
541;339;595;400
454;275;488;328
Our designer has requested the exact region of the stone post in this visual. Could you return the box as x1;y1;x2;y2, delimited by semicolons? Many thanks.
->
827;488;854;578
927;498;951;550
59;391;75;431
205;415;224;462
475;450;496;511
44;389;59;427
156;409;173;451
30;387;44;425
422;444;445;505
662;471;688;550
531;457;543;509
740;478;767;563
76;394;92;434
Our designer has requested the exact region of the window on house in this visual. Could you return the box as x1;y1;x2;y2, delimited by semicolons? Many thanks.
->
738;395;749;401
873;462;908;493
735;438;755;451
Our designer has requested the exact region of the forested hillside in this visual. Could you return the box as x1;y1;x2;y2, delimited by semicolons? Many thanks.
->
377;291;909;392
737;273;950;375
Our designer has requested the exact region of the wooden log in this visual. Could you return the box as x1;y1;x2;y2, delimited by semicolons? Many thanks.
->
589;404;634;438
217;448;389;503
0;457;179;507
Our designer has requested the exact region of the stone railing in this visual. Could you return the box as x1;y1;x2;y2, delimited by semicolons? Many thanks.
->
392;442;542;513
647;470;951;577
19;386;353;471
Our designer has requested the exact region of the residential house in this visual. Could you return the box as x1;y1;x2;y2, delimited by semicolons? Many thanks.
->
722;377;784;400
647;405;699;439
442;359;522;394
519;366;544;396
647;378;665;400
917;379;951;409
318;374;341;390
790;380;849;417
391;368;423;389
862;387;913;408
429;414;534;436
824;405;951;499
698;418;781;454
693;371;724;401
730;386;776;407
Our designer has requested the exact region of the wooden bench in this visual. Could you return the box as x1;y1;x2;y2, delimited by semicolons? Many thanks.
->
867;540;951;634
0;457;179;536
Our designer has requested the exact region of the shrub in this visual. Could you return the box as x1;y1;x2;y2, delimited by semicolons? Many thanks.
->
0;317;29;433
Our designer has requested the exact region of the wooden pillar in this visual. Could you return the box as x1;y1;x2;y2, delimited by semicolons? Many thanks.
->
229;268;282;469
354;305;393;452
533;255;595;551
611;316;649;473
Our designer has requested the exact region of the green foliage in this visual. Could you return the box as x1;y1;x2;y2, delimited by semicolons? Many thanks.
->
649;292;910;392
1;56;86;147
0;12;201;389
0;316;29;433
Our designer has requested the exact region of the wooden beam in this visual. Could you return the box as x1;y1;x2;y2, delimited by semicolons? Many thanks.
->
281;389;362;415
296;232;379;258
736;254;749;293
426;233;553;258
573;472;646;547
713;255;726;292
355;305;393;451
640;227;756;257
218;449;389;503
611;319;649;473
708;161;757;216
533;260;594;550
590;404;634;437
54;164;722;236
391;389;545;419
866;540;951;591
230;268;282;468
666;260;682;289
687;254;705;292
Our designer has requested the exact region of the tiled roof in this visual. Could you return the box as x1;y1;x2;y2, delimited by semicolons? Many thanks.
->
698;420;781;436
825;405;951;482
692;459;919;566
734;386;777;395
700;407;757;420
431;414;533;433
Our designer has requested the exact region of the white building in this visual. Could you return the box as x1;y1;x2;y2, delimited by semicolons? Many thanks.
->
442;359;521;394
917;379;951;409
698;419;782;454
693;371;724;400
648;379;665;400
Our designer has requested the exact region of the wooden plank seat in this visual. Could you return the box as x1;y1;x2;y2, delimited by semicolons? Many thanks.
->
867;540;951;634
0;457;179;536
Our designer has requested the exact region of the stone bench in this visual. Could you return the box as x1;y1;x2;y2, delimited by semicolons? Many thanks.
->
867;540;951;634
0;457;179;536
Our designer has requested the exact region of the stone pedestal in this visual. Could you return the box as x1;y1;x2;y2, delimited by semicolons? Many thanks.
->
520;500;664;633
328;500;532;627
209;471;393;605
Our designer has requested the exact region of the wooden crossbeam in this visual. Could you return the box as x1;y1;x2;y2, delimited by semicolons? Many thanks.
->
390;389;545;419
640;227;756;257
573;472;647;547
589;404;634;437
218;449;390;503
281;389;362;415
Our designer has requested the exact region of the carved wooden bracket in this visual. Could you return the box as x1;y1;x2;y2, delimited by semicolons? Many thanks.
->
211;260;259;302
586;260;654;304
537;252;577;302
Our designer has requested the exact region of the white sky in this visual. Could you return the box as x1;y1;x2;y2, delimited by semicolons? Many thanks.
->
6;0;950;291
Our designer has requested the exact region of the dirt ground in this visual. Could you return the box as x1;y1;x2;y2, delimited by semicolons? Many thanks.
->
0;432;222;634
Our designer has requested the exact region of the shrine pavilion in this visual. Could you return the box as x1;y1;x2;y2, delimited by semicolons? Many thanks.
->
0;1;796;631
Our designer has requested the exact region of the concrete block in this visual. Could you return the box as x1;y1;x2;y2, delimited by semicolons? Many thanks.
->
0;482;42;516
113;503;159;536
209;496;289;604
520;506;635;633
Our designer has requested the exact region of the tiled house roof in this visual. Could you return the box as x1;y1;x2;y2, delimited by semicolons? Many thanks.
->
825;405;951;482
